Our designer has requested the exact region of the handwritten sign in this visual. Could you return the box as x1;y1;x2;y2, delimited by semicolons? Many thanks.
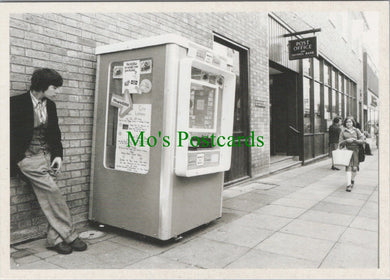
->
115;104;151;174
122;60;141;94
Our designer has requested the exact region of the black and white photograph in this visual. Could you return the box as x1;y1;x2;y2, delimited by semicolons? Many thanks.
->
2;1;389;279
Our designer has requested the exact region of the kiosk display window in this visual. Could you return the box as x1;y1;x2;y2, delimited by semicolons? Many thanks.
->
189;82;217;131
104;59;153;174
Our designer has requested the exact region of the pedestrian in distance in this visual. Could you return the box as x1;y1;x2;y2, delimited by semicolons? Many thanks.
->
374;122;379;148
329;117;342;170
338;116;365;192
10;68;88;254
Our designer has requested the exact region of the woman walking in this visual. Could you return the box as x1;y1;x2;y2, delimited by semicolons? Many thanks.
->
339;117;365;192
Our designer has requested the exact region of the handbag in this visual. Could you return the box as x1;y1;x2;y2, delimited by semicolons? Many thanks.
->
358;144;365;162
364;143;373;155
332;148;353;166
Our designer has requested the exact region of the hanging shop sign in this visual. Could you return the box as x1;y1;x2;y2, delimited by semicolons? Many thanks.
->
288;36;317;60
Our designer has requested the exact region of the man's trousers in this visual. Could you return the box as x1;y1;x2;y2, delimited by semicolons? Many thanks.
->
17;152;78;246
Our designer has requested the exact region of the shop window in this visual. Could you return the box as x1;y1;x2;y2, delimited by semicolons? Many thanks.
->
351;82;356;98
324;64;330;86
337;73;345;93
314;82;321;132
332;70;337;89
339;74;344;94
338;92;343;117
303;78;311;133
303;58;312;77
332;90;337;117
314;58;320;81
344;94;348;116
324;87;331;120
349;97;353;117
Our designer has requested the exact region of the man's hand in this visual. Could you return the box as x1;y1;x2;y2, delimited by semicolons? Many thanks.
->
51;157;62;174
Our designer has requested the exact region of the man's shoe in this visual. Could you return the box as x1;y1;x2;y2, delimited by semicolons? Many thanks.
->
69;238;87;251
346;185;352;192
48;242;73;254
331;166;340;170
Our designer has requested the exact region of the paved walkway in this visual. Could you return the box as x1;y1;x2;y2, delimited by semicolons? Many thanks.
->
11;146;378;269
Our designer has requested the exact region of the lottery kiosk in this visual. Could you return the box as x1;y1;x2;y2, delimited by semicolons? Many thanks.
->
90;34;236;240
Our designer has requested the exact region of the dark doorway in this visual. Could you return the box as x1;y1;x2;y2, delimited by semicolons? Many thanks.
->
270;63;300;159
214;34;250;185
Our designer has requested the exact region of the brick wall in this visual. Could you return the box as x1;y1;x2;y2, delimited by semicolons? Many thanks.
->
10;12;269;243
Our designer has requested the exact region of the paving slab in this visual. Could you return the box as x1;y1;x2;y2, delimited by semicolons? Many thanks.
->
108;235;179;255
82;240;123;255
219;208;248;224
252;187;293;198
44;251;106;269
33;250;58;259
230;213;292;232
338;227;378;250
15;260;63;269
322;196;367;207
159;237;249;269
358;202;379;219
280;219;346;241
225;248;318;269
271;197;318;209
124;256;196;269
11;249;33;259
13;254;41;265
254;232;334;262
253;204;307;219
10;258;18;269
311;201;362;216
347;186;377;195
283;191;329;201
320;242;378;268
223;197;267;212
223;188;246;200
297;209;355;227
201;222;273;248
328;191;371;201
13;239;47;250
92;246;150;268
349;216;378;232
233;191;279;204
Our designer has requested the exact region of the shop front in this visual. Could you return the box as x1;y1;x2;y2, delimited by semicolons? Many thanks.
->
269;13;359;164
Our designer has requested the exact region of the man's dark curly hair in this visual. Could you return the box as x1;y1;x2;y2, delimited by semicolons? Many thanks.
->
30;68;63;92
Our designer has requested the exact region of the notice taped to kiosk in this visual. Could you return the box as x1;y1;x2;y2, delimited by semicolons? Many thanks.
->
115;104;151;174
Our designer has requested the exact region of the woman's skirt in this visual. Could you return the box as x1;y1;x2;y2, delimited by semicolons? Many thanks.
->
346;145;360;169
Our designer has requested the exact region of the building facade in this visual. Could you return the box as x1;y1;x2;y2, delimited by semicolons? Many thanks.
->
9;12;377;243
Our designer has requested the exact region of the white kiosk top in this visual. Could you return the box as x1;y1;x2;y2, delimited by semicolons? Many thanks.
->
96;34;199;55
95;34;233;71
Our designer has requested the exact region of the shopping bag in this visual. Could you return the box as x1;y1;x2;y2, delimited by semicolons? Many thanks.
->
332;149;353;166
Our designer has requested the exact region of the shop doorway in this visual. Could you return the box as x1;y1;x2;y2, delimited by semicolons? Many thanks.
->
269;63;300;163
214;34;250;185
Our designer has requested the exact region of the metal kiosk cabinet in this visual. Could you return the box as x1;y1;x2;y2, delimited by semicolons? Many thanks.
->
90;34;236;240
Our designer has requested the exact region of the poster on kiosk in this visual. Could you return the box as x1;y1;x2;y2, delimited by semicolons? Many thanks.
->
90;34;236;240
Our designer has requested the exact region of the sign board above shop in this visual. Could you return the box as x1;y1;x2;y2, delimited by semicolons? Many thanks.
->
288;36;317;60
